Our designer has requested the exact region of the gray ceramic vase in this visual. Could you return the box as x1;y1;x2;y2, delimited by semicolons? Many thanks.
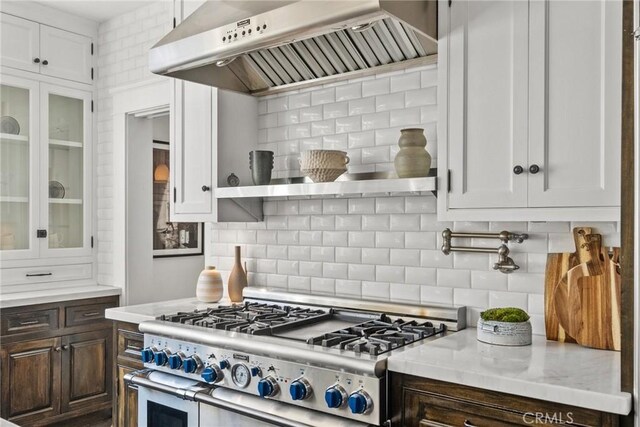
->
394;128;432;178
249;150;274;185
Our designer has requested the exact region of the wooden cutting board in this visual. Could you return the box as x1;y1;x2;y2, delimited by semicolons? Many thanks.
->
545;251;578;343
545;227;621;350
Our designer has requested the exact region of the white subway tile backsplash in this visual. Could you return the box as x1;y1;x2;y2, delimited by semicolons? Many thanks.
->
288;92;311;109
322;231;348;247
348;97;375;116
300;106;323;123
406;87;437;108
288;276;311;292
390;214;421;232
311;277;335;294
420;285;454;305
454;288;489;308
348;264;376;281
335;279;362;296
376;265;405;283
376;93;405;112
299;199;323;214
323;263;348;279
390;249;421;267
311;88;335;106
508;274;545;294
362;112;390;131
311;119;335;136
299;230;322;246
348;131;375;148
390;108;421;127
349;198;375;214
391;72;421;92
335;83;362;102
437;269;471;288
390;283;420;302
336;247;361;264
362;281;390;300
362;78;390;97
311;215;335;230
323;102;348;119
375;198;405;214
375;232;404;248
323;199;348;214
489;291;528;310
362;215;390;231
362;248;390;265
336;215;361;230
300;261;323;277
405;232;436;249
348;231;375;248
310;246;335;262
335;116;362;134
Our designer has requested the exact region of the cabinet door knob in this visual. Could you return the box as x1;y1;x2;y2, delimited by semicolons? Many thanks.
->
33;57;40;63
62;345;69;351
202;185;211;192
513;165;524;175
529;164;540;174
42;59;49;65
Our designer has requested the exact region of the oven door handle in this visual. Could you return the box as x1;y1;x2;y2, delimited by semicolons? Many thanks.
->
124;369;208;401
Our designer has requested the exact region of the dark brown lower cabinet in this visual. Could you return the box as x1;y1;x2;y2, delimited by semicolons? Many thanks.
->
113;321;143;427
390;373;620;427
0;296;118;426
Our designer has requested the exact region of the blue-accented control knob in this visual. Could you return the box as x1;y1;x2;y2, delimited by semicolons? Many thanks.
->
154;351;168;366
140;347;155;363
250;366;261;377
348;391;372;414
219;359;230;369
325;385;346;408
182;355;202;374
257;377;278;398
168;354;183;370
201;365;223;383
289;382;305;400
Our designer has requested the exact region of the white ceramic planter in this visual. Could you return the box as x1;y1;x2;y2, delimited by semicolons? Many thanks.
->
477;318;532;346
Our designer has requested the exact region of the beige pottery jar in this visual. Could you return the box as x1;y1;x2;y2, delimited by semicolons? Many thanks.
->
394;128;431;178
196;266;223;302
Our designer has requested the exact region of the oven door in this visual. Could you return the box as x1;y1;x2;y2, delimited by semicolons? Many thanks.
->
135;371;201;427
126;369;371;427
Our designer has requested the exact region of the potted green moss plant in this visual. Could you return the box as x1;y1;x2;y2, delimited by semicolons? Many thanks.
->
477;307;532;346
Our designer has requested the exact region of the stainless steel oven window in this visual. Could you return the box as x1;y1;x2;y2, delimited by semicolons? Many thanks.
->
148;401;189;427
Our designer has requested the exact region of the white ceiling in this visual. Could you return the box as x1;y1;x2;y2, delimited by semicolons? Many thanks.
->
36;0;150;23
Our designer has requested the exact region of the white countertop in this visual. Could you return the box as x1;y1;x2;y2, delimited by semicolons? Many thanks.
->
0;285;121;308
105;297;233;324
387;328;632;415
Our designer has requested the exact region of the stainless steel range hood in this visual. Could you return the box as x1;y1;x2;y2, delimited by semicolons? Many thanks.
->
149;0;437;96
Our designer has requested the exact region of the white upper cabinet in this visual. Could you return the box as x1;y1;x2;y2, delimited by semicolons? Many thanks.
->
528;0;621;208
0;13;40;73
0;13;93;85
446;0;529;209
438;0;622;221
170;0;259;223
39;25;92;84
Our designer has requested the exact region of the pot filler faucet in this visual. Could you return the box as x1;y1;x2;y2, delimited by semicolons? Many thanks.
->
441;229;529;273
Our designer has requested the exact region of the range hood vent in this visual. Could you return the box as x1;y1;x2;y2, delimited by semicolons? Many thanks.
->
150;1;437;96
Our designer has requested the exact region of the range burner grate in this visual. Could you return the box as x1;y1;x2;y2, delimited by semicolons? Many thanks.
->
308;319;446;355
159;302;330;335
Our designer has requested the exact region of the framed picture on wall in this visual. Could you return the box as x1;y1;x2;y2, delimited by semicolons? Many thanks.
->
152;140;203;258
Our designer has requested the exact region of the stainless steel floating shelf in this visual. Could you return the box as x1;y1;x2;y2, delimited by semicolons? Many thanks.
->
215;176;437;199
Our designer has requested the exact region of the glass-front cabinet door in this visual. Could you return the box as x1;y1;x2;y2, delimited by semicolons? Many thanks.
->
0;75;39;260
40;84;91;257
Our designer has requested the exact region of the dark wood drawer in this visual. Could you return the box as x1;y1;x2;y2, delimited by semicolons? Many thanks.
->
65;303;115;328
1;308;59;336
116;323;143;367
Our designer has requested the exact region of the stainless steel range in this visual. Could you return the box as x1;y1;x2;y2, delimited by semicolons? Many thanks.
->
125;288;466;427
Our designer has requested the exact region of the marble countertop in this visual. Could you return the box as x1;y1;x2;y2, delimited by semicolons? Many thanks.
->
0;285;121;308
387;329;632;415
105;297;233;324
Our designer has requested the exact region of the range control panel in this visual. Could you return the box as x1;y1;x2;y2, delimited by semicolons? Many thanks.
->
142;335;382;424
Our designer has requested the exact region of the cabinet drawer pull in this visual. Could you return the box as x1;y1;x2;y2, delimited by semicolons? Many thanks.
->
33;57;40;63
513;165;524;175
529;164;540;174
42;59;49;65
463;420;477;427
19;319;40;326
419;420;449;427
128;344;143;351
26;272;52;277
82;311;101;317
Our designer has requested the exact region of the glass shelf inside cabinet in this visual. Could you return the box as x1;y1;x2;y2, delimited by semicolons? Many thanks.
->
0;84;31;251
48;93;84;250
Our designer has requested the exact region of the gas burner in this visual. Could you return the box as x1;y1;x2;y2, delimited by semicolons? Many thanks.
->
308;319;446;355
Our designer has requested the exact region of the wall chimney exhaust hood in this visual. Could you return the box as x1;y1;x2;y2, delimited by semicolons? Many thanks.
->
149;0;437;96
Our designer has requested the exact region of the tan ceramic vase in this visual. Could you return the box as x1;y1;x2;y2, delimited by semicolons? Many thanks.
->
196;266;223;302
394;128;431;178
228;246;248;302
